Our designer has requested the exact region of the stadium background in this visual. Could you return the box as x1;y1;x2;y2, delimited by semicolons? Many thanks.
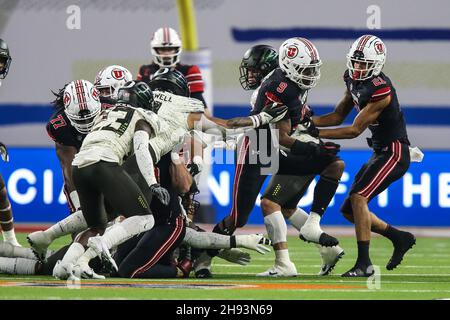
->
0;0;449;227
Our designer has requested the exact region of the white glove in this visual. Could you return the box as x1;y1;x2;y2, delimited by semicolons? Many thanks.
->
249;103;288;127
217;248;251;266
409;146;424;163
235;234;272;254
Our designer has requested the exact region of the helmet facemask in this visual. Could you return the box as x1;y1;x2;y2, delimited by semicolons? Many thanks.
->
239;66;264;90
0;55;11;79
285;59;322;89
65;108;100;135
347;50;384;81
152;47;181;68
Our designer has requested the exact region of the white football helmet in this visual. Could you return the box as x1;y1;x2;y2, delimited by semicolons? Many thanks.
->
63;80;101;134
94;65;133;99
347;35;387;81
279;37;322;89
150;27;182;68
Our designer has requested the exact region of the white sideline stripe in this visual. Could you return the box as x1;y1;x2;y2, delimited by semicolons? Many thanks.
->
214;264;450;269
224;272;450;277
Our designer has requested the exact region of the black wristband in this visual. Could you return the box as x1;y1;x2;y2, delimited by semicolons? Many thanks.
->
290;140;316;156
230;235;237;248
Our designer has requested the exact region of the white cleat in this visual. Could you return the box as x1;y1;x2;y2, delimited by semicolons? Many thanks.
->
256;261;298;277
5;238;22;247
318;245;345;276
53;260;74;280
87;236;118;273
72;262;105;280
27;231;51;261
299;221;339;247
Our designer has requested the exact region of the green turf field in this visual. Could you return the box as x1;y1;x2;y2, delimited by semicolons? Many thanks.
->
0;232;449;300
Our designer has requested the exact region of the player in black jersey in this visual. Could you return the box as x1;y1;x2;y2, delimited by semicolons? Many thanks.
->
137;27;208;110
198;38;344;278
313;35;416;277
0;38;20;246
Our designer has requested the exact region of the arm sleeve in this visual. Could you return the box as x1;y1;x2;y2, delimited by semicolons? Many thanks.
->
133;130;158;186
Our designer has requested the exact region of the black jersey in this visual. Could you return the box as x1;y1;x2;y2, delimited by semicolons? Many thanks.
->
150;153;182;225
251;68;308;159
46;108;85;150
344;70;409;148
136;62;206;106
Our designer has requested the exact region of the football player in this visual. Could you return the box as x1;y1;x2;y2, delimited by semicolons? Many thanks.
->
313;35;416;277
244;44;344;276
202;38;345;277
137;27;208;110
27;66;132;258
0;38;21;246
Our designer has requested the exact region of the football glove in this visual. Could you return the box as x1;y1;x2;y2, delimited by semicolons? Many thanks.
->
249;103;288;128
150;183;170;205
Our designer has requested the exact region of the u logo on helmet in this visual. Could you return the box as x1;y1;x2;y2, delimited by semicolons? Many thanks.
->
111;69;125;80
63;92;71;107
374;42;385;55
286;45;298;59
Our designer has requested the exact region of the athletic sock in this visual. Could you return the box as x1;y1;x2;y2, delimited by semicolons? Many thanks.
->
356;240;372;266
311;175;339;216
0;257;37;275
44;210;87;241
287;208;308;231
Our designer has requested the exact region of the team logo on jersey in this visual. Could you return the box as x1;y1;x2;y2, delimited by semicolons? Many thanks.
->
63;92;71;107
286;45;298;59
111;69;125;80
374;42;385;55
91;87;100;101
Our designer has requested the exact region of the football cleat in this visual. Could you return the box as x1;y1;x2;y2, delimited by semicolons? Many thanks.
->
318;245;345;276
72;262;105;280
87;236;118;273
27;231;52;262
53;260;74;280
299;222;339;247
341;264;374;278
193;251;213;278
256;261;298;277
386;232;416;270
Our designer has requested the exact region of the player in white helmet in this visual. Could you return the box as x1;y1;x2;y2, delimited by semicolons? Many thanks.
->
313;35;416;277
94;65;133;108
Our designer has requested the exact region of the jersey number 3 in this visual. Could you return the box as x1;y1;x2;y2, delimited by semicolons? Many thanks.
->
100;106;135;137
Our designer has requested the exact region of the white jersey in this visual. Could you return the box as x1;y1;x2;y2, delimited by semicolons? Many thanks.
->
72;105;163;168
148;91;204;162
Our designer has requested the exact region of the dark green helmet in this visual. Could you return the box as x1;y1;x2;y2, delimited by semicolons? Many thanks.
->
0;38;12;79
116;81;154;110
239;44;278;90
149;68;190;97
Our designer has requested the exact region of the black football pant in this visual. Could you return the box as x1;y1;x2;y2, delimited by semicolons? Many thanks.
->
72;161;151;230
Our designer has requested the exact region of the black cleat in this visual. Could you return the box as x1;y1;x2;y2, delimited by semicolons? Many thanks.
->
386;232;416;270
195;268;213;278
342;265;375;278
299;232;339;247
